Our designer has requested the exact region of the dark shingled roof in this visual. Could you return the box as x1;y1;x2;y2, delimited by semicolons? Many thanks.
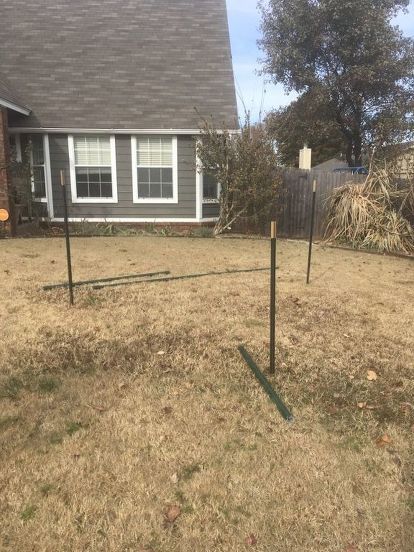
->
1;0;238;130
0;75;31;114
312;158;348;171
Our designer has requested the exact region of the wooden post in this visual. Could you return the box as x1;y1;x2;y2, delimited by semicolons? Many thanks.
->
270;221;277;374
306;180;317;285
60;170;74;305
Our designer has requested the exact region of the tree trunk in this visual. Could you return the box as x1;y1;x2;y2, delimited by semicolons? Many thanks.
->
345;140;354;167
353;134;363;167
336;112;356;167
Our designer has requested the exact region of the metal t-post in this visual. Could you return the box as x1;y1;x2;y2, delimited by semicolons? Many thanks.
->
270;221;277;374
306;180;317;285
60;169;74;305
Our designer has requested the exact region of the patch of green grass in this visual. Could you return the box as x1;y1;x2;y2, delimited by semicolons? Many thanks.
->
20;505;37;521
159;225;174;237
190;226;215;238
174;490;186;504
39;483;54;497
180;463;201;481
49;432;64;445
219;506;241;525
74;512;86;532
38;377;60;393
223;438;243;452
83;292;104;307
173;490;194;514
69;221;151;237
234;505;252;518
0;377;24;400
143;223;156;234
338;435;367;453
66;421;83;436
0;415;20;431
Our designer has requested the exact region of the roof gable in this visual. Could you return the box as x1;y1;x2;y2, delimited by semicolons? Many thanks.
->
1;0;238;130
0;76;31;115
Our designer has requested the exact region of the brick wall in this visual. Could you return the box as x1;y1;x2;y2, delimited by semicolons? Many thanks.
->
0;108;9;208
0;108;15;235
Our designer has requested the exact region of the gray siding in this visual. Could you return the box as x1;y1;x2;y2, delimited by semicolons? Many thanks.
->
49;135;197;219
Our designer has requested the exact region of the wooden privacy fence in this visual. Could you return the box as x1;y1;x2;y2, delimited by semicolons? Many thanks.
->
234;169;365;238
276;169;365;239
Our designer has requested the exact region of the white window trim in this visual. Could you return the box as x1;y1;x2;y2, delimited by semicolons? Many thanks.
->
68;135;118;204
49;216;218;223
44;135;54;219
131;136;178;204
30;135;48;203
195;144;203;221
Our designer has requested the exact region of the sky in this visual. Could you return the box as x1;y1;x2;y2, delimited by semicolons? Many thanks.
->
226;0;414;121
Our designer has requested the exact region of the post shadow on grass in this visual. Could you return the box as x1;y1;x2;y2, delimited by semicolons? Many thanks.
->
306;179;317;285
51;170;171;300
43;271;171;291
238;221;294;422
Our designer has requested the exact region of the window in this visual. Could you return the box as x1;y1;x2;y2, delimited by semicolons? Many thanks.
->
9;134;22;162
131;136;178;203
203;172;220;202
30;135;47;200
68;135;118;203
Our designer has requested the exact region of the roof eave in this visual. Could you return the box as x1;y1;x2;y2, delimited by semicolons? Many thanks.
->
8;126;241;135
0;97;31;116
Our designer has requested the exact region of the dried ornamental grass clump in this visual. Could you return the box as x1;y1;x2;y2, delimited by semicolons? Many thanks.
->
325;166;414;254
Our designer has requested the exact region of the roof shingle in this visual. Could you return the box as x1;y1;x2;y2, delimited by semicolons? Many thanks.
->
0;75;30;114
1;0;238;130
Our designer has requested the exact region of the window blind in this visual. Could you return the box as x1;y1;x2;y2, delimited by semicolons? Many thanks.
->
74;136;111;166
137;137;172;167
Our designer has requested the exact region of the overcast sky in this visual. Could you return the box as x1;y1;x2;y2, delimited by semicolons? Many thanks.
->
226;0;414;121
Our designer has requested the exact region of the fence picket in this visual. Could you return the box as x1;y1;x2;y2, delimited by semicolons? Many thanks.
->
234;168;364;238
276;169;364;239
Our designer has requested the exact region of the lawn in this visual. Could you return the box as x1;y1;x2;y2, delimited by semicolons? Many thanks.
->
0;236;413;551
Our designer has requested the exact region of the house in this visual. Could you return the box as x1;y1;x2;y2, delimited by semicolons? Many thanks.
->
313;147;414;177
0;0;238;232
312;158;349;172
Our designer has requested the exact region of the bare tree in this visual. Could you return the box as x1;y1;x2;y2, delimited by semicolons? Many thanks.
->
196;117;281;235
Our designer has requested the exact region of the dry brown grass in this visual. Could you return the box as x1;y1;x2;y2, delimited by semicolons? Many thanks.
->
326;168;414;254
0;236;413;551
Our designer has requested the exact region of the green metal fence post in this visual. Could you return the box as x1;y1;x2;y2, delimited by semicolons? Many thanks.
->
270;221;277;374
306;180;317;285
60;169;74;306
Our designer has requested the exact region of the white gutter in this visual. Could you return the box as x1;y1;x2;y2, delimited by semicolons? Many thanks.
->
0;98;31;116
8;127;241;135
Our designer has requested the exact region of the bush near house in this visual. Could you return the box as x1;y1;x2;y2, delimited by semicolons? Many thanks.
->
196;117;282;236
